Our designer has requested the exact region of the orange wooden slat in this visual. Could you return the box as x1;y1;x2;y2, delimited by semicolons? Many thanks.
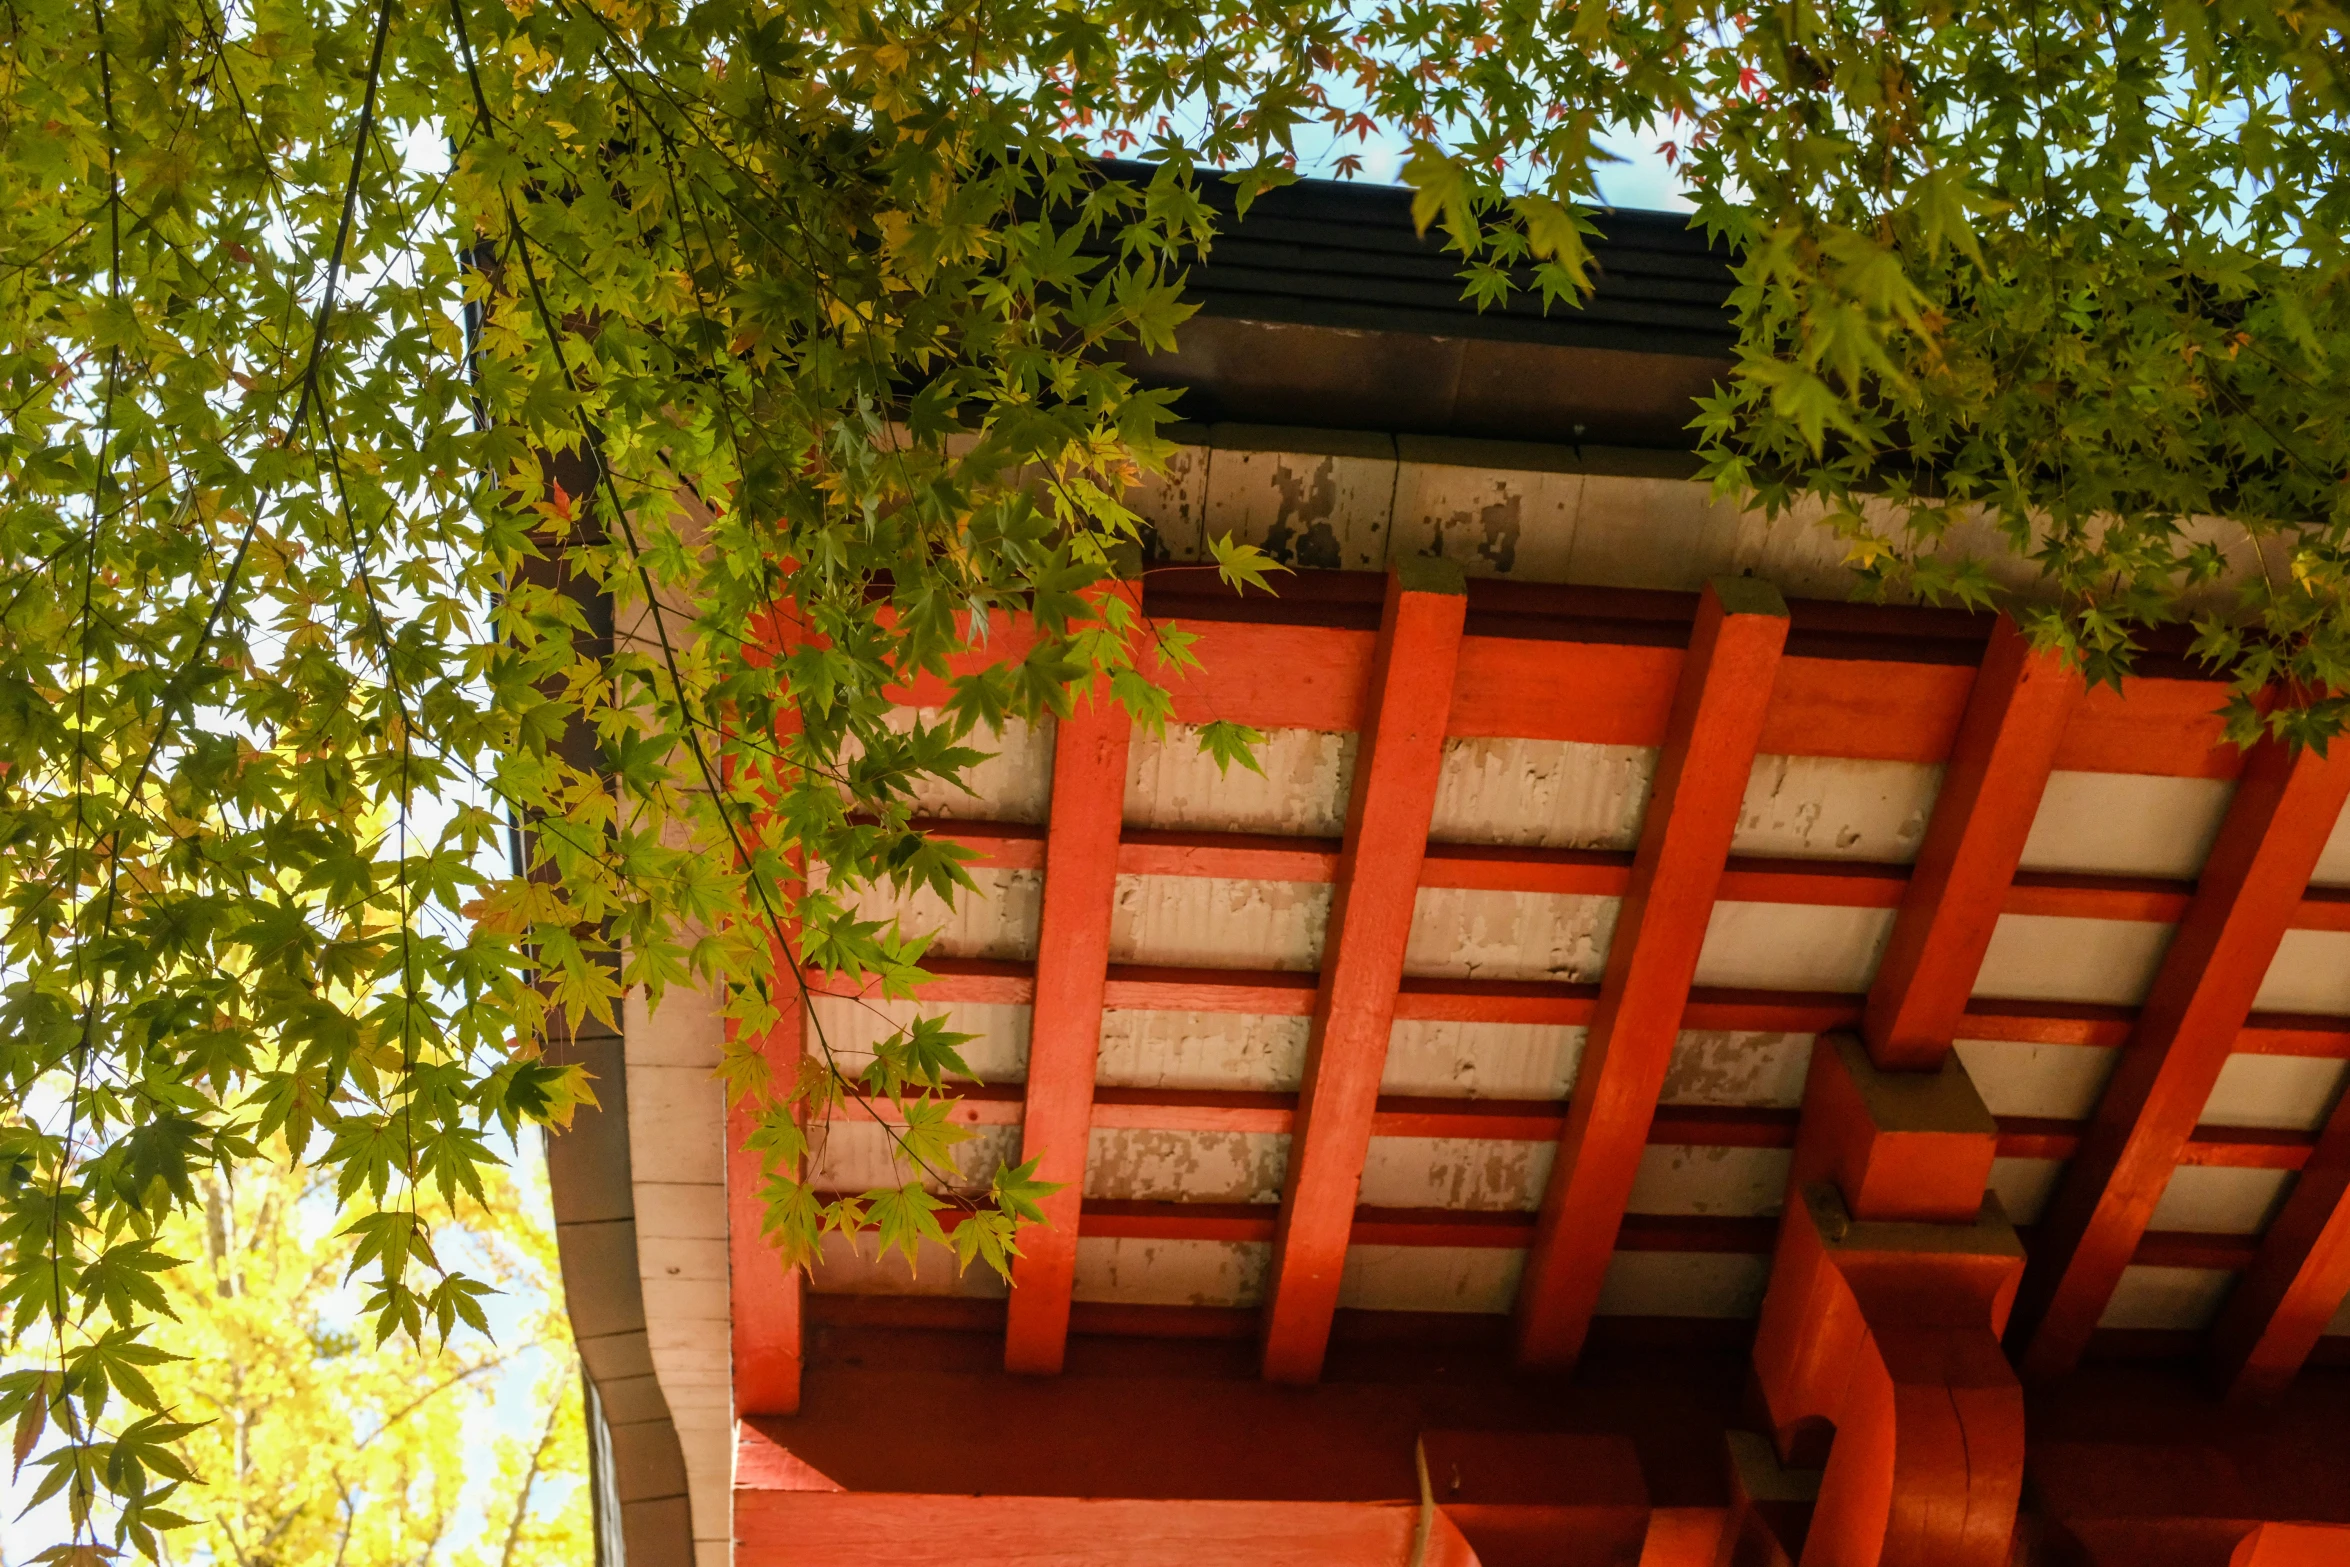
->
1003;674;1136;1375
1512;578;1791;1371
1864;615;2079;1069
2010;739;2350;1379
1261;559;1468;1383
2209;1082;2350;1399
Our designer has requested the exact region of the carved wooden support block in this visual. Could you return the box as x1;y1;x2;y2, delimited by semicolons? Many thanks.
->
1750;1183;2026;1567
1790;1033;1998;1225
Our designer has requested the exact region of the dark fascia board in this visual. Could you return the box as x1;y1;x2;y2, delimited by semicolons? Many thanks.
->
1092;161;1737;448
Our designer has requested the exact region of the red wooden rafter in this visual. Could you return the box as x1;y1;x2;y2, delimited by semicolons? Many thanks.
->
2207;1076;2350;1400
2010;737;2350;1379
1513;578;1790;1370
1863;615;2079;1070
1260;558;1467;1383
1001;678;1135;1374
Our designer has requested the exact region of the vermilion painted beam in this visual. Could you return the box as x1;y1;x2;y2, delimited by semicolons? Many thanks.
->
1514;577;1791;1370
731;958;808;1414
1261;557;1467;1384
2010;737;2350;1379
2207;1079;2350;1400
901;599;2243;776
805;959;2350;1059
1003;646;1137;1375
1865;615;2078;1070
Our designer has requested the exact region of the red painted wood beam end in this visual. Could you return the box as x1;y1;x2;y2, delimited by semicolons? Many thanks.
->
1864;614;2078;1071
2012;737;2350;1381
1513;576;1790;1371
1261;557;1468;1385
731;987;809;1416
1003;660;1137;1375
2209;1074;2350;1401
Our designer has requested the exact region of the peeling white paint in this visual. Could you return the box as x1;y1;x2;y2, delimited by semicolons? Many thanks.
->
2150;1166;2293;1235
1595;1251;1773;1318
2201;1055;2350;1132
807;1231;1009;1298
1126;724;1355;834
1381;1020;1585;1099
1110;874;1329;970
805;995;1031;1084
1988;1157;2064;1225
1733;756;1942;864
806;1119;1020;1196
2256;930;2350;1016
880;710;1055;824
1428;739;1655;849
2098;1265;2234;1330
1390;446;1587;579
1097;1010;1310;1092
1974;915;2174;1005
1338;1245;1524;1313
1627;1146;1792;1218
1402;888;1619;982
831;864;1041;961
1134;445;1210;560
2020;773;2235;879
1694;903;1896;993
1660;1032;1815;1108
1071;1237;1269;1307
1954;1040;2120;1121
1358;1136;1551;1211
1084;1129;1288;1204
1202;437;1398;573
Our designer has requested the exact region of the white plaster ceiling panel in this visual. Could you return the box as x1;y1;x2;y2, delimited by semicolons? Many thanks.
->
1096;1009;1310;1092
2255;930;2350;1017
1659;1032;1816;1108
1132;442;1210;561
1071;1236;1270;1307
2200;1055;2350;1132
2149;1166;2294;1235
1109;874;1329;970
2018;772;2235;879
1954;1040;2120;1121
807;1119;1021;1197
2097;1265;2234;1331
1594;1251;1773;1318
1402;887;1620;982
1083;1128;1289;1205
805;995;1031;1085
889;710;1054;823
1693;903;1897;994
1627;1146;1793;1218
1200;437;1398;574
1973;914;2174;1005
1338;1245;1525;1314
1388;460;1586;580
833;864;1040;961
626;1066;728;1186
2312;802;2350;888
1125;724;1355;834
635;1182;728;1240
1426;737;1656;849
1558;475;1748;592
1379;1019;1586;1099
1357;1136;1553;1212
807;1231;1009;1299
1732;756;1943;864
1988;1157;2064;1225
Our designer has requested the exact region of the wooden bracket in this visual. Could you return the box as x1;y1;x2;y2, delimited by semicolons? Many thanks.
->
1750;1034;2021;1567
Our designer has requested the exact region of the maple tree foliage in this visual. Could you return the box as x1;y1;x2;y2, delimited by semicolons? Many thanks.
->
6;0;2350;1549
